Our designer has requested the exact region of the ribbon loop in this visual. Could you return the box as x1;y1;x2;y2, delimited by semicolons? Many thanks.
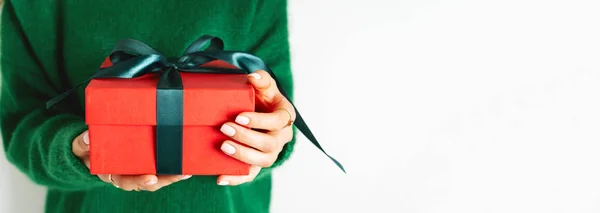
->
46;35;346;174
183;35;225;54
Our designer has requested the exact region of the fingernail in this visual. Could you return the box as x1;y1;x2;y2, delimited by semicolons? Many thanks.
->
180;175;192;180
235;115;250;125
249;73;261;80
218;180;230;186
83;132;90;145
221;143;236;155
145;178;157;185
220;124;235;136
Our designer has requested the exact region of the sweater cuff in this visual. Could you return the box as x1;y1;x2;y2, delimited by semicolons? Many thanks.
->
43;115;105;190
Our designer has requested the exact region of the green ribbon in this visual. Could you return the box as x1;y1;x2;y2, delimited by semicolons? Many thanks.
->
47;35;346;174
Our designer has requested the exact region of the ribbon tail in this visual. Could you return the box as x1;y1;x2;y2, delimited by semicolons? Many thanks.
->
46;76;97;109
46;86;80;109
291;106;347;173
46;54;166;108
266;69;347;173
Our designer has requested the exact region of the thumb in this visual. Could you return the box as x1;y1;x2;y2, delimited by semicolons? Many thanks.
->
248;70;281;103
72;130;90;158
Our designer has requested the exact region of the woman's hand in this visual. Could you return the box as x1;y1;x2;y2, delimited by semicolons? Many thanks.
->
72;131;192;192
216;70;296;186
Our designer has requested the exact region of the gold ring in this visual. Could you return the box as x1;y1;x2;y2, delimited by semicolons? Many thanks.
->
108;174;120;188
281;108;294;128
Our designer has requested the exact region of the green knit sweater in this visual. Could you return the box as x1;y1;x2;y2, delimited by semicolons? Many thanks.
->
0;1;295;212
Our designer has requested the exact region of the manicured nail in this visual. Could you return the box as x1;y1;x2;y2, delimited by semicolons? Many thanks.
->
180;175;192;180
83;132;89;145
249;73;261;80
145;178;157;185
220;124;235;136
221;143;236;155
218;180;230;186
235;115;250;125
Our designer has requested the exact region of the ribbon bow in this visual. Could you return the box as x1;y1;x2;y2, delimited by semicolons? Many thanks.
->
47;35;346;174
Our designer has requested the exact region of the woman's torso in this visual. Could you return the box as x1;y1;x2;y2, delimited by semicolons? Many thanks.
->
5;0;289;212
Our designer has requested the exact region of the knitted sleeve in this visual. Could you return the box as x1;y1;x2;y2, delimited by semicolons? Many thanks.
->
245;0;296;168
0;2;105;191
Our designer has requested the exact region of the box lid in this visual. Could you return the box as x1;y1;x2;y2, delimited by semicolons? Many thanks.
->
85;60;255;126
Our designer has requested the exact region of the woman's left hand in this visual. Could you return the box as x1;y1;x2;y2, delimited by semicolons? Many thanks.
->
216;70;296;186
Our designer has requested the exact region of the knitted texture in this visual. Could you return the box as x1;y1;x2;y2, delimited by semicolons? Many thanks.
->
0;0;294;212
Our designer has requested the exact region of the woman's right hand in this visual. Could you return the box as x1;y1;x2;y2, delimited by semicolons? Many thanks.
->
72;130;192;192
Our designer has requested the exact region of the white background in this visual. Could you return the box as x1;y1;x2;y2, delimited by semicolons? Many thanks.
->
2;0;600;212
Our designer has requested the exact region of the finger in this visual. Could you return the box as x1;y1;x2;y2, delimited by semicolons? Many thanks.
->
217;165;261;186
97;174;110;183
97;173;191;192
220;122;278;152
141;175;190;192
72;130;90;158
220;140;278;168
270;125;294;144
98;174;158;191
82;156;91;169
110;175;157;191
234;109;292;131
248;70;281;103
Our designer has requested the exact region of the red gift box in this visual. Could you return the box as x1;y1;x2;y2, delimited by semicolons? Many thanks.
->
85;58;254;175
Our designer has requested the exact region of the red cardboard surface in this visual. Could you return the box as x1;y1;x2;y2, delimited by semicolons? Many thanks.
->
86;59;254;175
